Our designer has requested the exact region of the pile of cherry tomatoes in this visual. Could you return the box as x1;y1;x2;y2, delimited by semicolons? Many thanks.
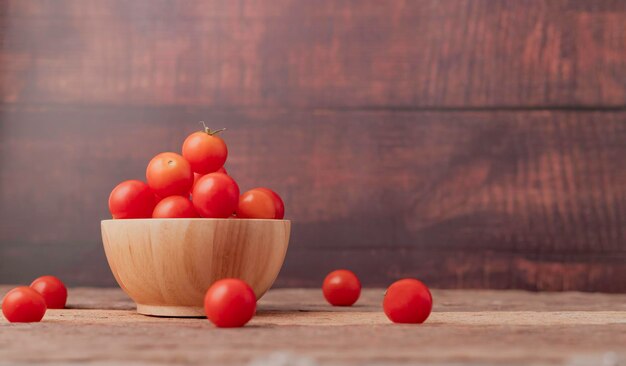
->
108;125;284;220
2;125;432;327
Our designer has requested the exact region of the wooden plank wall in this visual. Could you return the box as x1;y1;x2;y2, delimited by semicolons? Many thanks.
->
0;0;625;291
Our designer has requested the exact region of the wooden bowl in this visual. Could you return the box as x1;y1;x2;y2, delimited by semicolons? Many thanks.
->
101;218;290;317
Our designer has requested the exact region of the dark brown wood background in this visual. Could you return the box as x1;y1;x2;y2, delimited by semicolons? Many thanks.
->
1;1;625;292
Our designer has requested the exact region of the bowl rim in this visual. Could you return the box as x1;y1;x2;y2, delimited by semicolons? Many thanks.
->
101;218;291;223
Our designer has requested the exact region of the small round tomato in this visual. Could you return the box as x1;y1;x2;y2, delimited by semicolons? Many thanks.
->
257;188;284;219
236;188;276;219
152;196;198;218
204;278;256;328
192;173;239;218
322;269;361;306
146;152;193;198
2;287;47;323
190;168;228;194
182;129;228;174
108;180;156;219
30;276;68;309
383;278;432;324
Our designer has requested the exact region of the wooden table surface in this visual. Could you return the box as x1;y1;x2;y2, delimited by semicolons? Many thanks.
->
1;286;625;366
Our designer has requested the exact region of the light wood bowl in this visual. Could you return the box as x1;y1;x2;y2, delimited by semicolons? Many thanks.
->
101;218;290;317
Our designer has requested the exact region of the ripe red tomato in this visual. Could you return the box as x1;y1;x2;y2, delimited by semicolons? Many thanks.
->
204;278;256;328
258;188;284;219
30;276;68;309
152;196;199;218
322;269;361;306
190;167;228;194
108;180;157;219
2;287;47;323
182;130;228;174
236;188;277;219
192;173;240;218
146;152;194;198
383;278;432;324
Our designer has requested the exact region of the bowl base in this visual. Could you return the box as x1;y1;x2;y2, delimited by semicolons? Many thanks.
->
136;304;205;318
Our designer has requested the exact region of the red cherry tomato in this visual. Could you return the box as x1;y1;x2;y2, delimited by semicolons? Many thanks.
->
260;188;284;219
108;180;156;219
256;188;285;219
152;196;199;218
146;152;193;198
204;278;256;328
182;130;228;174
2;287;47;323
190;167;229;194
383;278;432;324
192;173;240;218
322;270;361;306
236;188;276;219
30;276;68;309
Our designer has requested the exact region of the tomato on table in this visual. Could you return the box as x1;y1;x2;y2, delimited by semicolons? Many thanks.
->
30;276;68;309
236;188;277;219
192;173;239;218
152;196;198;218
146;152;194;198
2;287;47;323
204;278;256;328
383;278;432;324
182;127;228;174
322;269;361;306
108;180;156;219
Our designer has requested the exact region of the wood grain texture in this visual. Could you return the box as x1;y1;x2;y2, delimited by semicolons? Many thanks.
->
1;286;625;365
102;218;290;316
0;106;624;291
1;0;625;108
1;0;625;292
